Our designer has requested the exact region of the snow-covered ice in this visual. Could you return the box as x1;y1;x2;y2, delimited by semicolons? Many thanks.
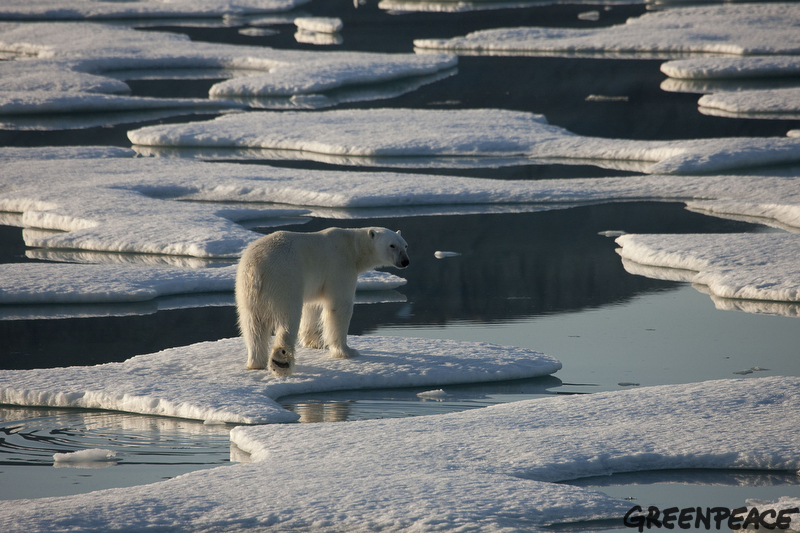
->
127;108;800;174
616;233;800;304
0;263;404;305
698;88;800;120
0;336;562;424
1;376;797;531
414;4;800;56
0;23;457;120
294;17;343;33
53;449;116;464
661;56;800;81
0;0;309;21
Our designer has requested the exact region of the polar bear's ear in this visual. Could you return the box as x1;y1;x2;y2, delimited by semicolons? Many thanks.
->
396;230;402;236
369;229;376;239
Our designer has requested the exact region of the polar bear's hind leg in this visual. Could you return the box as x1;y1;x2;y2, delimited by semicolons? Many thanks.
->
299;303;325;349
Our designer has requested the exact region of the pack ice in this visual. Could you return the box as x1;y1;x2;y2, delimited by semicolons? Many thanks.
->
1;376;798;532
0;336;562;424
0;0;309;20
127;108;800;174
414;4;800;56
0;22;457;126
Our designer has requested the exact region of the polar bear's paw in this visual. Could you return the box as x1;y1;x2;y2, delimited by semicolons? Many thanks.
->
330;346;359;359
269;347;295;377
300;334;325;350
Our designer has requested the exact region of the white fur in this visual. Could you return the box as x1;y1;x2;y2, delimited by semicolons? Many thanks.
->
235;227;409;376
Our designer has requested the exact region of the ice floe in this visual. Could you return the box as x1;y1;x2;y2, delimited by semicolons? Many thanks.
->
0;263;404;305
616;233;800;304
4;150;800;256
698;88;800;120
0;0;309;21
0;22;457;122
1;376;797;531
127;108;800;174
294;16;342;34
53;449;117;465
0;336;562;424
414;4;800;57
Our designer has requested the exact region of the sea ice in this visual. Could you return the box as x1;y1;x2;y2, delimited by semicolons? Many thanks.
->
0;336;562;424
53;449;116;463
4;150;800;257
1;376;797;531
661;56;800;81
294;17;343;34
127;108;800;174
698;88;800;120
0;0;310;21
414;4;800;56
616;233;800;303
0;263;404;305
0;22;457;118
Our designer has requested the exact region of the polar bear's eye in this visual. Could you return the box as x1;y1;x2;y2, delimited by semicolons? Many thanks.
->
389;244;396;249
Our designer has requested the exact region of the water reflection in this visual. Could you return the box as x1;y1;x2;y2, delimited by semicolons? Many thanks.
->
0;407;233;500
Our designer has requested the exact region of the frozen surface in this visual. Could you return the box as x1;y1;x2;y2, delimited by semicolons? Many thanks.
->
0;336;562;424
414;4;800;56
53;449;116;464
0;0;310;20
294;17;342;33
4;151;800;258
127;108;800;174
0;23;456;117
616;233;800;303
699;88;800;120
661;56;800;81
1;376;798;531
0;263;404;305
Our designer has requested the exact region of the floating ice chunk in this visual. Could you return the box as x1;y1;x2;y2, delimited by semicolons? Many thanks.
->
53;449;116;464
295;17;343;34
414;4;800;56
0;23;457;111
661;56;800;82
617;382;639;387
0;336;562;424
0;91;245;116
585;94;628;102
0;263;405;306
0;0;309;20
126;108;800;174
417;388;449;399
434;251;460;258
238;27;279;37
577;11;599;22
3;377;795;530
789;130;800;138
616;233;800;303
698;88;800;120
294;29;343;46
597;230;627;238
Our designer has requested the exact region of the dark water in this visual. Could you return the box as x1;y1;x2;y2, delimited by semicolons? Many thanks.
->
1;0;800;519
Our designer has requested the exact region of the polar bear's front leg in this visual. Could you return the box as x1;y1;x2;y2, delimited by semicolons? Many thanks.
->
322;297;358;359
299;303;325;349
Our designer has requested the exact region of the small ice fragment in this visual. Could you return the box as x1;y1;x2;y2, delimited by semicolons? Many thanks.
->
618;382;640;387
239;28;279;37
788;130;800;138
434;251;461;259
598;230;627;237
417;389;449;399
751;367;769;372
585;95;629;102
577;11;600;21
294;17;343;34
53;449;117;463
733;369;754;375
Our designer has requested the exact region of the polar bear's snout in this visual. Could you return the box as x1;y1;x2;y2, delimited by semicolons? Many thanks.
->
396;250;410;269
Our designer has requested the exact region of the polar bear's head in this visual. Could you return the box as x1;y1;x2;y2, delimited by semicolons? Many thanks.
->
369;228;409;269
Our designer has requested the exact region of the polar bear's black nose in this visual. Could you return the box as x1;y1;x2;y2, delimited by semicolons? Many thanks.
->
399;257;409;268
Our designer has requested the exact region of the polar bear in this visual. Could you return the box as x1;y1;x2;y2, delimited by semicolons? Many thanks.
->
235;227;409;376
